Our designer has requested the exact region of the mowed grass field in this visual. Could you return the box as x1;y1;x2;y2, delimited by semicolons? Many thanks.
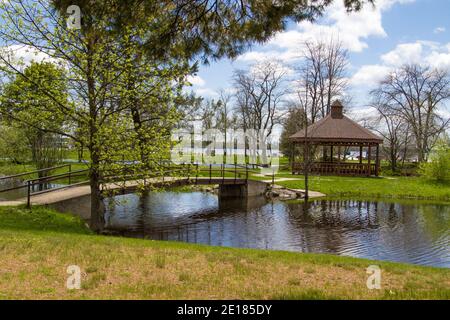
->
269;175;450;202
0;206;449;300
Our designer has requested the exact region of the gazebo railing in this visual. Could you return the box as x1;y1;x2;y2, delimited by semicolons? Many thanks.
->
292;162;378;176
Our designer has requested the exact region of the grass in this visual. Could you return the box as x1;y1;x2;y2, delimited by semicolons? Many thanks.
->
270;174;450;202
0;206;449;300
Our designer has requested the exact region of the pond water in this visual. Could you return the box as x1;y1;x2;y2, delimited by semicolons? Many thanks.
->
0;178;63;200
105;192;450;268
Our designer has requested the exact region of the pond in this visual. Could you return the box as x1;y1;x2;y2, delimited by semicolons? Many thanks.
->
104;192;450;268
0;177;64;200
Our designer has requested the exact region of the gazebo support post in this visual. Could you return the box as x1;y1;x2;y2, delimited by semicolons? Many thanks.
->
330;145;333;162
368;144;372;176
359;145;362;164
291;142;295;174
375;144;380;176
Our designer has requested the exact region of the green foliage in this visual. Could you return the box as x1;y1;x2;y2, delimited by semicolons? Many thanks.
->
419;140;450;182
280;107;306;159
0;62;70;132
0;126;31;163
51;0;374;63
0;62;69;172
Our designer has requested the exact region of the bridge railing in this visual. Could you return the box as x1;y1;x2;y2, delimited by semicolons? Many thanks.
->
0;164;73;181
99;162;274;187
0;161;276;207
0;165;89;207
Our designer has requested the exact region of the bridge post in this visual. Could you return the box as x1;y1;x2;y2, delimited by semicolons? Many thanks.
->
26;180;31;208
218;179;268;199
196;163;199;184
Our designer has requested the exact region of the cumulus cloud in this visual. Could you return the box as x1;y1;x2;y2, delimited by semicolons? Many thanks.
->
351;41;450;90
381;42;423;66
350;65;391;87
186;75;205;87
237;0;415;63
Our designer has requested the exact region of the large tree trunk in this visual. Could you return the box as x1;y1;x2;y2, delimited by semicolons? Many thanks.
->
89;152;105;232
87;40;104;233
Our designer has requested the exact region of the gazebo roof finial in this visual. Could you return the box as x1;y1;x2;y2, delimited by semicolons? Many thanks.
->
330;100;343;119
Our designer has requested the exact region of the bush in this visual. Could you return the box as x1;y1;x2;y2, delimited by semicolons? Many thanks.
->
419;141;450;182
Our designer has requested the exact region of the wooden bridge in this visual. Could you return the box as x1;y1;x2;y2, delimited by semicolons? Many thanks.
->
0;163;271;217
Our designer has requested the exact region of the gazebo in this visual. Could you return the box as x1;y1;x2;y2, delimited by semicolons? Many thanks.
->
289;100;383;176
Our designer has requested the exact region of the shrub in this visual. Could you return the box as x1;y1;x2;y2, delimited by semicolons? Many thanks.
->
419;141;450;182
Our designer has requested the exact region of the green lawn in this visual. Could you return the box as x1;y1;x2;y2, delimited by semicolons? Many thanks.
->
269;174;450;202
0;206;448;300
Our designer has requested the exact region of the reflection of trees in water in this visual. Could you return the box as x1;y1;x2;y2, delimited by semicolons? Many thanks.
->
418;204;450;240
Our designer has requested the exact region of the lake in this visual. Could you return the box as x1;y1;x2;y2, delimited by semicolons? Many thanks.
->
104;191;450;268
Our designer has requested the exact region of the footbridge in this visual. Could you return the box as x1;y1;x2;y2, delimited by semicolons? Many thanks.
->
0;163;272;218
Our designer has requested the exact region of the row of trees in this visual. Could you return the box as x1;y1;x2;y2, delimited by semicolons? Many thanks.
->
370;64;450;172
187;38;349;161
190;38;450;180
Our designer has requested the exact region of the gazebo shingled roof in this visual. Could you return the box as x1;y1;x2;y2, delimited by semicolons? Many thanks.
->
289;101;383;144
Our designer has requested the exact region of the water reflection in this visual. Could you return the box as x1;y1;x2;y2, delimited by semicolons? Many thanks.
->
104;192;450;268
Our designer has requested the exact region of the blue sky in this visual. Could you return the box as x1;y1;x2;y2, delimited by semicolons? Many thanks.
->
188;0;450;118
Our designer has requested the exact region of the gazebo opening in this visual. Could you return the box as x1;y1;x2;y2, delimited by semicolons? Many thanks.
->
289;101;384;177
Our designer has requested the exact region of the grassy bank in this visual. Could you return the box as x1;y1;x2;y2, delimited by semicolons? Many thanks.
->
270;175;450;202
0;206;448;300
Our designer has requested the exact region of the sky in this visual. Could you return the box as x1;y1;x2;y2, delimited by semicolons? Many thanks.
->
187;0;450;120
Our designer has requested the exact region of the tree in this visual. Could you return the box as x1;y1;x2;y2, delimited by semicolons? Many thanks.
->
233;61;288;164
295;38;348;123
0;126;31;164
235;62;287;131
369;103;412;172
280;103;307;160
419;139;450;182
215;90;237;157
0;62;69;176
0;1;189;232
371;64;450;162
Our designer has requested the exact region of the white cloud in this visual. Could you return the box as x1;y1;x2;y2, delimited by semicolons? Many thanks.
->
350;40;450;93
237;0;415;63
434;27;446;34
350;64;391;87
381;41;450;70
381;43;423;66
425;50;450;69
194;87;219;98
187;75;205;87
0;45;57;69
